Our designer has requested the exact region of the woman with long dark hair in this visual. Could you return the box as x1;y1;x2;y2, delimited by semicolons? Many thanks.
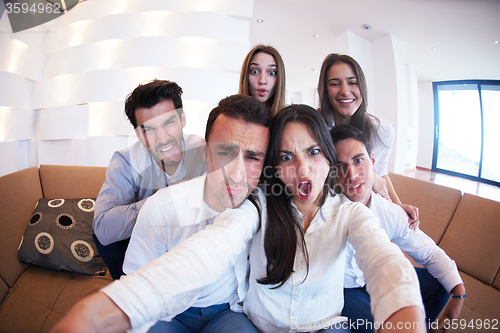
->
51;105;426;333
317;53;418;223
238;104;424;332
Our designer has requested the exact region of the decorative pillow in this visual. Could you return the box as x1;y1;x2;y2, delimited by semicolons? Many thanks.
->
18;198;106;275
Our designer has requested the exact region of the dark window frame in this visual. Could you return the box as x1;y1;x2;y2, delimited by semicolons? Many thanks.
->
432;79;500;187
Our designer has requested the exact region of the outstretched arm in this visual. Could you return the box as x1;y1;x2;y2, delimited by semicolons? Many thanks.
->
50;292;131;333
51;196;261;332
438;284;466;333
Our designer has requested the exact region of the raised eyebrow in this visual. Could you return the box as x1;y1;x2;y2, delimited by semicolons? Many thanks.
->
250;63;277;68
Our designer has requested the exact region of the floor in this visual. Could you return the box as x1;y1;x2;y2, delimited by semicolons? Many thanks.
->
399;167;500;203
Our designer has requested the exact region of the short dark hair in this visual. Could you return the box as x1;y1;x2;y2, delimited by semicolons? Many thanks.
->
204;95;271;143
330;124;372;155
124;79;183;128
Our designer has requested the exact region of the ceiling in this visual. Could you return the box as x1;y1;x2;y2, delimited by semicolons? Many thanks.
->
249;0;500;94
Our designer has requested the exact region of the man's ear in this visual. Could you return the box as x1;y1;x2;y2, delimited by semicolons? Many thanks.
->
370;151;376;170
135;127;149;148
181;109;186;128
200;138;207;163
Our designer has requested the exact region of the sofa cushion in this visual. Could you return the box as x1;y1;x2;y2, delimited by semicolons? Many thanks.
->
39;165;106;199
494;269;500;292
444;271;500;333
389;172;462;243
0;265;111;333
0;279;8;305
18;198;106;275
0;167;42;288
440;193;500;286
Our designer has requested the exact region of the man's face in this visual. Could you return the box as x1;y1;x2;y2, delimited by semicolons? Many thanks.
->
135;100;186;175
334;137;375;206
203;114;269;212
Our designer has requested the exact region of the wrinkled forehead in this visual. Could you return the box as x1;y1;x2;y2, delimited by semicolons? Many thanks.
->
207;116;269;155
136;108;181;129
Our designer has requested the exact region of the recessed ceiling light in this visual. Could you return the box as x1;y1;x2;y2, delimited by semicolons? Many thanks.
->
313;34;320;38
362;24;371;30
257;19;263;23
431;47;436;50
495;41;499;44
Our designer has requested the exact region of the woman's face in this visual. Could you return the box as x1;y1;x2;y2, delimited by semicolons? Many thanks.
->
326;62;363;124
276;122;330;208
248;52;277;103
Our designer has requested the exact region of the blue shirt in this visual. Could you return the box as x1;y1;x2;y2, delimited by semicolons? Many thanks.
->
93;133;207;245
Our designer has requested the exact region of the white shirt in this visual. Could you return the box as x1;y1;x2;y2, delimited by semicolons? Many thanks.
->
328;116;394;177
102;191;423;332
123;174;245;310
243;193;422;332
344;192;463;293
93;134;206;245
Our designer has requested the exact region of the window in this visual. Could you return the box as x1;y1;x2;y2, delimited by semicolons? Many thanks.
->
433;80;500;186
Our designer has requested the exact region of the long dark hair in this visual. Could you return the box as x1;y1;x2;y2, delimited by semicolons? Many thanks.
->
317;53;381;146
258;104;337;288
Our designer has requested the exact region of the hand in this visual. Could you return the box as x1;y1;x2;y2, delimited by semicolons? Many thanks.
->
438;284;466;333
401;204;419;230
50;291;131;333
373;174;391;201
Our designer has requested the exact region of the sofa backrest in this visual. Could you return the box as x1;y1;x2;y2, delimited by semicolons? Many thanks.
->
39;165;107;199
389;172;462;243
0;165;107;306
0;167;43;294
439;193;500;287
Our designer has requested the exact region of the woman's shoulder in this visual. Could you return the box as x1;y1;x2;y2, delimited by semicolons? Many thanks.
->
369;114;394;143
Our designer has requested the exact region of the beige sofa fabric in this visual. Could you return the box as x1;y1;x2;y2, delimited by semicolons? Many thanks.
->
0;165;112;333
389;172;462;244
39;165;107;199
0;167;42;289
439;193;500;286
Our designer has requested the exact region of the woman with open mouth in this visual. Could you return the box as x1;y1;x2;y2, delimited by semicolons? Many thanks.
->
317;53;419;226
227;104;424;332
238;44;286;117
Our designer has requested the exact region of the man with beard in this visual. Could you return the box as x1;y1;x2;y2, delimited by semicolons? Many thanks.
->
93;80;206;279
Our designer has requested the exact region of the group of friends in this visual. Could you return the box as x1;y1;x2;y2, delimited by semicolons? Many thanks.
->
50;45;466;333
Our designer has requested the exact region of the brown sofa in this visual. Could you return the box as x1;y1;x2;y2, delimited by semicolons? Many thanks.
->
0;165;112;333
390;172;500;332
0;166;499;332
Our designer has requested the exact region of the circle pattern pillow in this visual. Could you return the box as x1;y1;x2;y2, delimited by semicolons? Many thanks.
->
18;198;106;275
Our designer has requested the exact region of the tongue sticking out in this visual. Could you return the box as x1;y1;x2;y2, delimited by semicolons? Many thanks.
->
161;145;182;162
259;90;266;97
298;181;311;197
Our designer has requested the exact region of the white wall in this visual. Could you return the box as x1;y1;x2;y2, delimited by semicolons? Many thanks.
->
417;83;435;169
330;32;422;174
0;0;253;177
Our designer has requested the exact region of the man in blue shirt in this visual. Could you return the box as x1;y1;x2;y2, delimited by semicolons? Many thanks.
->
92;79;206;279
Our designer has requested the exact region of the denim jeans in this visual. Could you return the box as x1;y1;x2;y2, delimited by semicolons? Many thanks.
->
147;303;258;333
342;267;449;333
318;321;353;333
92;232;129;280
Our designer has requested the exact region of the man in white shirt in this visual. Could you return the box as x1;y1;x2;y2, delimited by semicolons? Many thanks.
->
330;124;466;333
123;94;270;332
93;80;206;279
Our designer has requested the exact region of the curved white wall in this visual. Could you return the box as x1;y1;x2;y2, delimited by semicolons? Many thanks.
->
0;0;253;176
